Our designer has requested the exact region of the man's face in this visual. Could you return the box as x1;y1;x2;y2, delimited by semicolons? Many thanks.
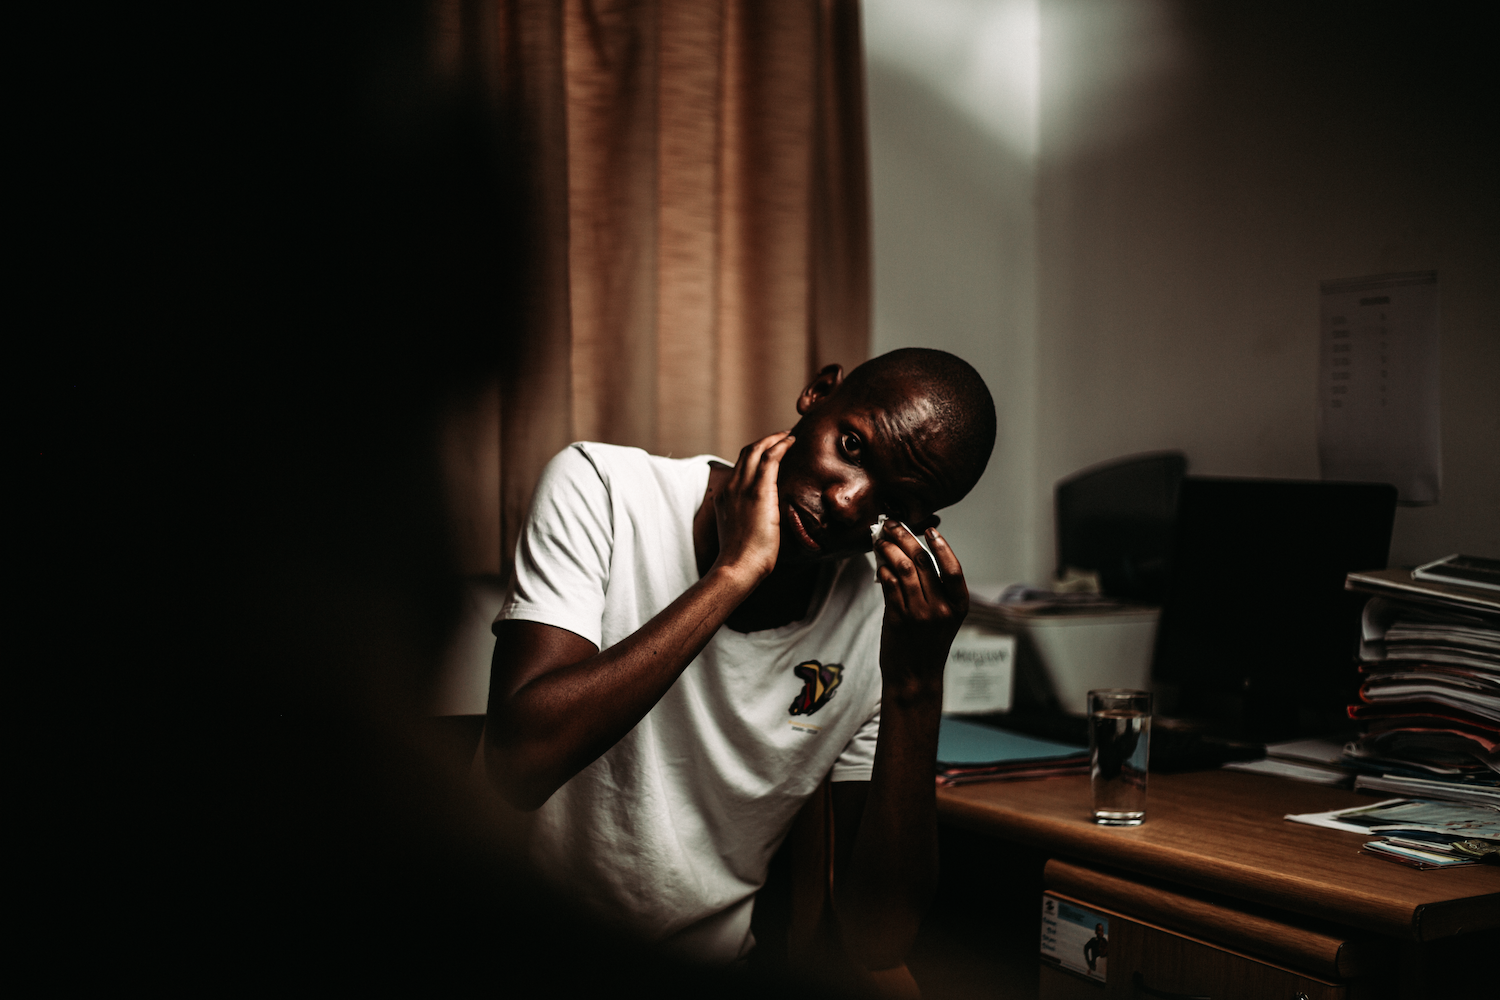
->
774;383;964;566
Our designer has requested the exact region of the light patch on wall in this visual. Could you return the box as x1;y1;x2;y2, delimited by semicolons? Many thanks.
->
1040;0;1192;158
864;0;1040;159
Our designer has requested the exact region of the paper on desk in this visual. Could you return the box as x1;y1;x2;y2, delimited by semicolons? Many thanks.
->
1353;775;1500;807
1223;737;1354;785
1286;797;1500;839
1264;737;1351;767
1318;272;1441;504
1224;758;1350;786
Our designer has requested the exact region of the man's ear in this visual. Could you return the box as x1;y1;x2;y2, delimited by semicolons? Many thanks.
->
796;364;844;416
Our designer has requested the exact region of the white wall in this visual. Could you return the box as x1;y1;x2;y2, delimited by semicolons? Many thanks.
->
431;577;506;716
866;0;1499;590
864;0;1042;594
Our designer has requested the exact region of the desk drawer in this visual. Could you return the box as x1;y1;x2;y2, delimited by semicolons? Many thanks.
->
1041;891;1360;1000
1114;917;1346;1000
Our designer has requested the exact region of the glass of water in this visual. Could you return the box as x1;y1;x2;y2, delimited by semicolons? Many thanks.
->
1089;689;1151;826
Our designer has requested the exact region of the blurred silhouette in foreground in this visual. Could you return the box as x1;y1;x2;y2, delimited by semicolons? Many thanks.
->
21;3;844;993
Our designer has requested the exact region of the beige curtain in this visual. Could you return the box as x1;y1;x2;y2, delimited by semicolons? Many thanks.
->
445;0;872;577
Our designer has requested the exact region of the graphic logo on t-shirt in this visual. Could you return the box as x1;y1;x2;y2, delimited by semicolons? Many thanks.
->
788;660;843;717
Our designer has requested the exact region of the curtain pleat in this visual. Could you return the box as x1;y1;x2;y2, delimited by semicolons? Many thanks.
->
655;2;723;458
496;0;578;577
446;0;871;577
564;0;660;450
810;0;873;377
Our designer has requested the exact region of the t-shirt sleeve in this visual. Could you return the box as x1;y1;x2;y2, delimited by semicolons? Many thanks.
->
830;699;880;782
495;444;612;649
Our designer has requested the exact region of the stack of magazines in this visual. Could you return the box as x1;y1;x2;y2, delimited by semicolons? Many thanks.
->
1342;556;1500;806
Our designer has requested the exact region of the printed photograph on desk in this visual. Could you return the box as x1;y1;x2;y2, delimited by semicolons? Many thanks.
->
1286;797;1500;840
1040;894;1109;984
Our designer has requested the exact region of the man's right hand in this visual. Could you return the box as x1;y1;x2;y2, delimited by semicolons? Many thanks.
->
710;431;794;584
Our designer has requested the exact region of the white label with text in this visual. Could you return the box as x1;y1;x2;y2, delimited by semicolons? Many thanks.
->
942;628;1015;714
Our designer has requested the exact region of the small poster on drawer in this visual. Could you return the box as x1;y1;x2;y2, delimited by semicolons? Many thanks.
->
1040;893;1109;983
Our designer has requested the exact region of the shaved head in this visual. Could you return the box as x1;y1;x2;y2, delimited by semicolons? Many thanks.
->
837;348;997;506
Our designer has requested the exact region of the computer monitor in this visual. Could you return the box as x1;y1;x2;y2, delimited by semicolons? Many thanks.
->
1055;451;1186;603
1151;477;1398;741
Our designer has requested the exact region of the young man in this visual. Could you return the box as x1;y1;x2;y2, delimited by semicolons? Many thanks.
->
483;348;996;968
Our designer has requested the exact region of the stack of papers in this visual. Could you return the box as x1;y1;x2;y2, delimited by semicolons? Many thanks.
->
1352;773;1500;807
1353;595;1500;734
936;717;1089;786
1361;836;1484;869
1341;567;1500;805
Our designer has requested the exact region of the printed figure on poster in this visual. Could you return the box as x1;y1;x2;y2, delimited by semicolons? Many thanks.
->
1040;894;1109;983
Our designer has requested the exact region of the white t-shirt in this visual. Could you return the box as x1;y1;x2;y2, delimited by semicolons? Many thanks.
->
496;442;885;962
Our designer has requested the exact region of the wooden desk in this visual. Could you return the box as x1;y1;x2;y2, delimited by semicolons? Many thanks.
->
938;770;1499;941
938;771;1498;997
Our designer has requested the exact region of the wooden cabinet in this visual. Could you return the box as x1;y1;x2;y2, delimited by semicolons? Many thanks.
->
936;770;1499;998
1039;861;1391;1000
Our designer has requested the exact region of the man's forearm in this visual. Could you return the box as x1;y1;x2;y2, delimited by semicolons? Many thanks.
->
486;564;757;809
834;685;943;970
830;521;963;970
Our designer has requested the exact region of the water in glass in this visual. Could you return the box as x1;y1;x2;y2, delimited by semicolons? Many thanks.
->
1090;707;1149;825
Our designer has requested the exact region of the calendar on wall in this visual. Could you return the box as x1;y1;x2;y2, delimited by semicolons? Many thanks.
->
1318;272;1441;505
